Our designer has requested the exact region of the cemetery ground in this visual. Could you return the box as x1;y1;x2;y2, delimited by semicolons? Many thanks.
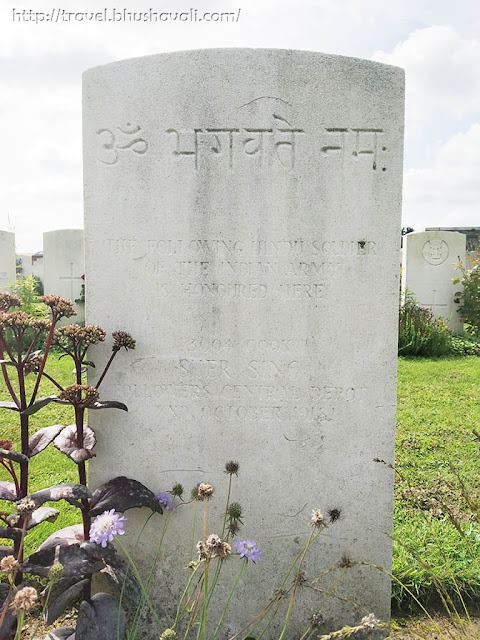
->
2;355;480;637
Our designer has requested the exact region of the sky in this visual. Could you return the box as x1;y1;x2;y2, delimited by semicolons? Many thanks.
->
1;0;479;253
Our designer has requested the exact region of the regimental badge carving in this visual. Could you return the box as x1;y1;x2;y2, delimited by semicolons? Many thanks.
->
96;124;148;165
422;238;449;265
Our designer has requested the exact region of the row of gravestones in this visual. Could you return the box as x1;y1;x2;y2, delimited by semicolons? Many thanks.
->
0;229;85;323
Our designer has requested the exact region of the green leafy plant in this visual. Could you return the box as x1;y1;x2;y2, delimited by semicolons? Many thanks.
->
398;295;453;357
454;252;480;335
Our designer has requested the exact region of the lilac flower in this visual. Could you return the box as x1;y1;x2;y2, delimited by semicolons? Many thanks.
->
234;539;262;562
89;509;126;547
157;492;176;511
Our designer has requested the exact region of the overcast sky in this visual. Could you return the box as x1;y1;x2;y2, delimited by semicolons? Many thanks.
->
1;0;479;252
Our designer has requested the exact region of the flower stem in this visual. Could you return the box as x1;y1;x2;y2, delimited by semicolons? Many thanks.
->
13;609;24;640
96;350;118;389
278;527;315;640
212;558;246;640
115;536;163;629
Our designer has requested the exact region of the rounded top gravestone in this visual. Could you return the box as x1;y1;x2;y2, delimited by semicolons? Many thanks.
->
402;230;466;331
43;229;85;324
0;230;16;291
83;50;404;638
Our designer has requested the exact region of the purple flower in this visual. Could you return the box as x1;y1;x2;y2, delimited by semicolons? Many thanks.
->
157;492;176;511
234;539;262;562
89;509;126;547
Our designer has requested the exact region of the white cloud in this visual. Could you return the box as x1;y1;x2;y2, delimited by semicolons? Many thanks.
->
403;123;480;228
373;25;480;157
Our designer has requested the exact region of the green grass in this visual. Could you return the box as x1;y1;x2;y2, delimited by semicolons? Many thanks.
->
394;356;480;609
0;355;81;555
2;354;480;612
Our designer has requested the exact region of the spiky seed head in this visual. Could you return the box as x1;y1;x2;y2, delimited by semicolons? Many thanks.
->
224;460;240;476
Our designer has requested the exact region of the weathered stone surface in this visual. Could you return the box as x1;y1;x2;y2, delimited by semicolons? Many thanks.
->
83;49;404;637
43;229;85;323
402;230;465;331
0;231;16;291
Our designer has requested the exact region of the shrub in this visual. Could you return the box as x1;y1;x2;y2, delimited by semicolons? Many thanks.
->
398;296;453;357
454;252;480;335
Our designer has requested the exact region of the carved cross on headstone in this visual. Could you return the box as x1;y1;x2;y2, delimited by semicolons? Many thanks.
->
420;289;448;316
60;263;83;301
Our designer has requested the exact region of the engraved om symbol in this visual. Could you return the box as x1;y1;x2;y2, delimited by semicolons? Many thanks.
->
96;124;148;165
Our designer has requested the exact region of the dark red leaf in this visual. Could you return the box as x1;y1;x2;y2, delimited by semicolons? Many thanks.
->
22;395;69;415
54;424;96;464
44;576;89;625
21;541;115;578
0;448;28;464
0;481;17;501
0;527;22;541
39;524;84;551
88;400;128;411
0;401;19;411
29;425;66;457
89;476;163;517
29;483;91;509
76;593;125;640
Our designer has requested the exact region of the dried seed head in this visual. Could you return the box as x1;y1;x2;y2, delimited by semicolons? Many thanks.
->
206;534;222;550
361;613;379;630
11;586;38;611
197;483;214;501
338;555;355;569
224;460;240;476
227;502;243;521
196;540;209;561
16;497;36;514
0;555;19;574
218;541;232;558
310;613;324;627
310;509;324;528
171;483;184;498
228;521;241;537
328;508;341;523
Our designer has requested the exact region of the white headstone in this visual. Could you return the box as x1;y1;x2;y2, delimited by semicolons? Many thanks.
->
83;50;404;637
16;253;34;279
31;253;44;286
0;231;16;291
43;229;85;323
402;231;465;331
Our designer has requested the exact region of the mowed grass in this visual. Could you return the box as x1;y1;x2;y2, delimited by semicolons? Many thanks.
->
0;355;81;555
394;356;480;608
2;354;480;611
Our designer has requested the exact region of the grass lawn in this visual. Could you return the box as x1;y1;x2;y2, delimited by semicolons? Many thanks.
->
2;354;480;615
395;356;480;608
0;354;81;556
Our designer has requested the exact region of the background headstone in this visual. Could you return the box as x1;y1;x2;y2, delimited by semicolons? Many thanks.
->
402;230;465;331
43;229;85;323
31;251;44;288
84;50;404;637
0;231;16;291
16;253;34;279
